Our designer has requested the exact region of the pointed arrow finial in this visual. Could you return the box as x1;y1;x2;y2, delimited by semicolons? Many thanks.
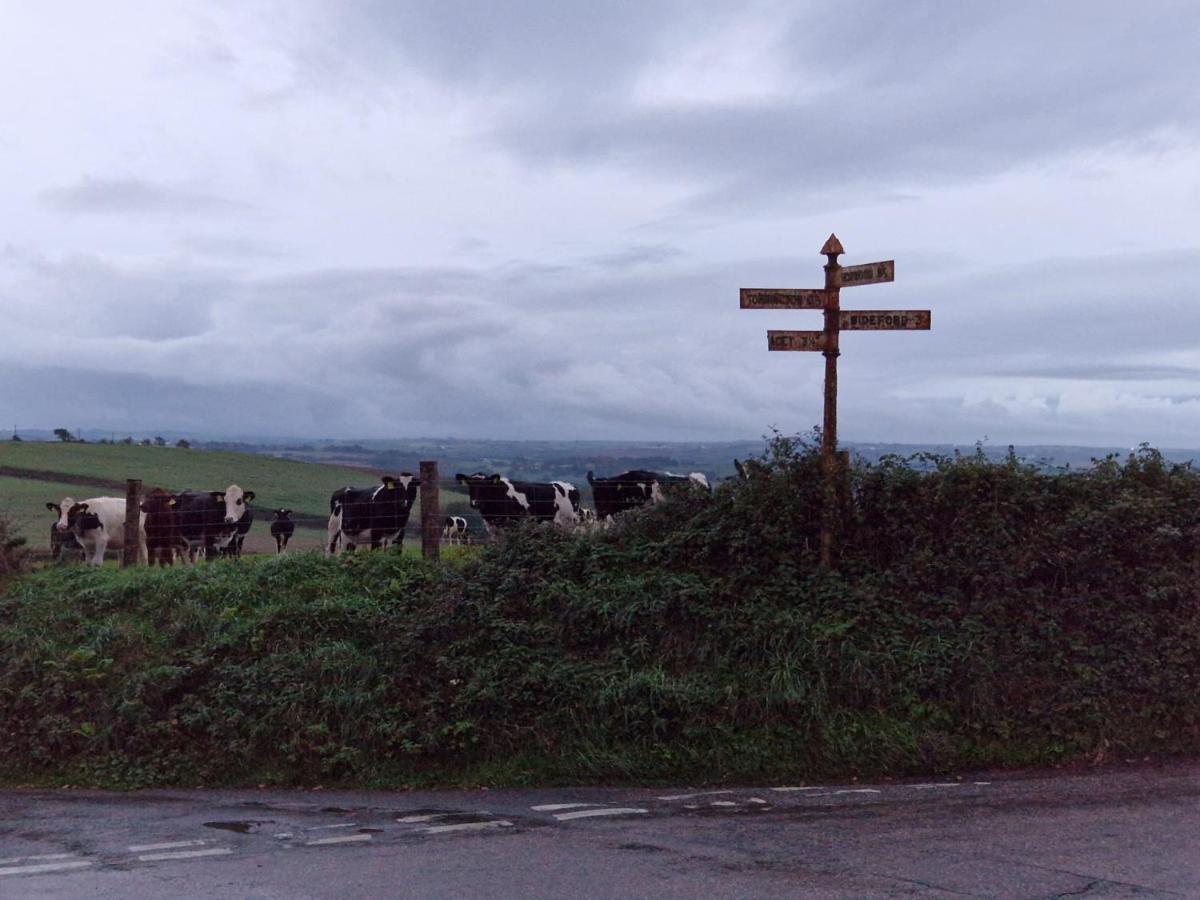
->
821;233;844;257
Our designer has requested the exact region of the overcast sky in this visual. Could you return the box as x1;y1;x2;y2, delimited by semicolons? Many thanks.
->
2;1;1198;446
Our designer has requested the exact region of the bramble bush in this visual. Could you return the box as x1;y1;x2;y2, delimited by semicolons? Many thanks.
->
1;437;1198;787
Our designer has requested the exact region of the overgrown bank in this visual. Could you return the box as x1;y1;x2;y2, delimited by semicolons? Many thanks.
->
2;439;1199;788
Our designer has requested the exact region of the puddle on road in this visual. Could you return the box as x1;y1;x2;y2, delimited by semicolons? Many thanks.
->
203;820;273;834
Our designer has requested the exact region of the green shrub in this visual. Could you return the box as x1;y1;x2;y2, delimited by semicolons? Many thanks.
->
1;437;1198;787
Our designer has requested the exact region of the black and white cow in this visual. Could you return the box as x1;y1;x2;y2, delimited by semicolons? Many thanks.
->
46;496;147;566
442;515;469;545
585;470;710;520
218;506;254;559
454;473;580;532
270;509;295;553
173;484;255;562
326;474;420;555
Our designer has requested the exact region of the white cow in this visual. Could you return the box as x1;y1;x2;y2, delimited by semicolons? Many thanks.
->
46;496;147;566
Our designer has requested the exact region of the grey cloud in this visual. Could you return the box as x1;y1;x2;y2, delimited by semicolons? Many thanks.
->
994;365;1200;383
41;177;248;216
307;1;1200;212
588;243;684;270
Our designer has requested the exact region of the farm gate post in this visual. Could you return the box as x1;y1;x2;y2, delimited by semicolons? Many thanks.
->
122;478;142;568
420;460;439;561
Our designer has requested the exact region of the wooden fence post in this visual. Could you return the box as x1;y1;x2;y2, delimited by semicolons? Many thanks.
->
122;478;142;568
420;460;440;561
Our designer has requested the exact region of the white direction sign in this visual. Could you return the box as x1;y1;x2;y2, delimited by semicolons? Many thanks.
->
840;310;930;330
840;260;894;287
741;288;827;310
768;330;827;352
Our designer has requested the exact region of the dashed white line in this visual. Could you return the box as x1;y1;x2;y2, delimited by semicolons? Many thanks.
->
657;790;734;801
748;798;768;805
0;853;78;865
304;834;373;846
531;803;602;812
421;820;513;834
834;789;882;795
137;848;232;862
128;840;208;853
397;814;446;824
306;823;358;830
910;783;962;790
770;786;825;792
554;808;648;821
709;801;738;807
0;860;94;876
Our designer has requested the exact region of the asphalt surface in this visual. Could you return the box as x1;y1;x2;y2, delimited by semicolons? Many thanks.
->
2;761;1197;898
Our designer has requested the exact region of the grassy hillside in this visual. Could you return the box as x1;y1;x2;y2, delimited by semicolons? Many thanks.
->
0;442;472;555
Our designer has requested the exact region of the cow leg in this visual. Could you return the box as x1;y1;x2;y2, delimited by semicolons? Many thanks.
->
89;532;108;567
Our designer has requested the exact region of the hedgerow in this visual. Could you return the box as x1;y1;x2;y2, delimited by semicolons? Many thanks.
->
1;437;1198;787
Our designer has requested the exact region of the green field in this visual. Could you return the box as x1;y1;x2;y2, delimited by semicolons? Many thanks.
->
0;442;472;556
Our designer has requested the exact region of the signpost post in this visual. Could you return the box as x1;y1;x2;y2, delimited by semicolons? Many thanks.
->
739;234;930;568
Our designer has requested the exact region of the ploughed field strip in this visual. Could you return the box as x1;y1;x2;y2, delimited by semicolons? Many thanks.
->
0;781;995;879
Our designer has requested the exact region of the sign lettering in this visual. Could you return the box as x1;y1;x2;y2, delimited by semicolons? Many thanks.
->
741;288;828;310
839;310;930;330
839;260;894;287
768;330;827;352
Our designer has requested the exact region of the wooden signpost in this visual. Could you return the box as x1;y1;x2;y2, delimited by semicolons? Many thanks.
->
740;234;930;568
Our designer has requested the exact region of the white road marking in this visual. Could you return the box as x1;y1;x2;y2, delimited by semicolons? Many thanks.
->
0;860;93;876
304;834;372;846
273;833;293;839
709;801;738;807
421;820;513;834
657;790;734;801
554;808;648;821
910;783;962;790
683;804;699;810
137;848;232;862
748;798;768;804
306;822;357;830
128;839;208;853
974;781;992;785
531;803;602;812
770;786;825;792
0;853;77;865
396;814;446;824
834;789;882;795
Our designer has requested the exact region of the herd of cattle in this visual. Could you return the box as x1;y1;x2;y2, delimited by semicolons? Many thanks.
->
43;468;711;565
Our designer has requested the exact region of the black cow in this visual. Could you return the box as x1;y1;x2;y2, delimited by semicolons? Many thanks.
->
585;470;710;520
140;487;179;567
326;474;420;554
454;473;580;532
218;506;254;559
174;484;255;562
270;509;295;553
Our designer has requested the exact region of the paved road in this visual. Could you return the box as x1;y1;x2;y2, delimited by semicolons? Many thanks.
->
2;761;1197;898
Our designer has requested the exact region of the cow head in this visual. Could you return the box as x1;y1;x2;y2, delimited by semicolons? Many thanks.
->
383;474;420;507
46;497;87;532
274;508;292;520
215;484;255;525
455;473;491;509
140;488;178;514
